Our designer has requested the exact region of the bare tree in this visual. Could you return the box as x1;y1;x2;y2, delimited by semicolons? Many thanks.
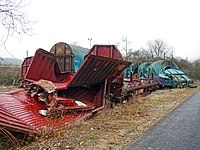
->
127;47;152;63
146;39;173;60
125;39;174;63
0;0;32;45
121;36;132;60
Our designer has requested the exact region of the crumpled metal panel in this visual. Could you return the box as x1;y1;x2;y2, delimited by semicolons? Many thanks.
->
21;56;33;79
0;45;130;135
70;55;129;86
24;49;70;83
0;89;93;135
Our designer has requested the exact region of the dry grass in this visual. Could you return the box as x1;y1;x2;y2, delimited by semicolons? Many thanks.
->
0;85;18;92
23;85;200;150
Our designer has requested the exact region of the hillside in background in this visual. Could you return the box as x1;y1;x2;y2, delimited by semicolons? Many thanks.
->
0;57;22;65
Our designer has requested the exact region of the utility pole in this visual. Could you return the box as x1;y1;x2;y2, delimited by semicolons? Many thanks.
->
26;50;28;57
88;38;92;48
125;36;128;57
121;36;130;60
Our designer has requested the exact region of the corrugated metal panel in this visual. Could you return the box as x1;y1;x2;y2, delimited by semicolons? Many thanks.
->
85;45;123;60
0;89;93;135
24;49;58;82
21;56;33;79
70;55;130;86
24;49;71;83
0;45;131;135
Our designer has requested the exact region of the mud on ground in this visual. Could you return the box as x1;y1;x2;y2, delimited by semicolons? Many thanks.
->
22;84;200;150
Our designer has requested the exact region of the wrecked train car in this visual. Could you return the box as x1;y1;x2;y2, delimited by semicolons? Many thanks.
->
0;43;130;135
123;62;158;96
133;60;193;87
149;60;193;87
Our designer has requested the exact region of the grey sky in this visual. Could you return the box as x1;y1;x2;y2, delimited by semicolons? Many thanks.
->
1;0;200;60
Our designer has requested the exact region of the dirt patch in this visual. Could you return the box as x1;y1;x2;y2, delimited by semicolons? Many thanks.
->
19;84;200;150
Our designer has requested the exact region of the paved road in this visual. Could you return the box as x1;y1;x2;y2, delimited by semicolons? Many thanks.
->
125;90;200;150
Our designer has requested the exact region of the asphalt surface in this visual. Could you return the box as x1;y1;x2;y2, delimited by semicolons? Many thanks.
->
125;90;200;150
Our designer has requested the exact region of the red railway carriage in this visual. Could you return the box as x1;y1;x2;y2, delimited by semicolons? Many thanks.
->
0;44;130;135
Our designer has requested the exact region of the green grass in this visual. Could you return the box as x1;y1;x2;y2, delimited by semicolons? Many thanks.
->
88;135;100;140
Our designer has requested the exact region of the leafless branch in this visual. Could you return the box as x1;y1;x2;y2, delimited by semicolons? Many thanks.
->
146;39;173;60
0;0;32;45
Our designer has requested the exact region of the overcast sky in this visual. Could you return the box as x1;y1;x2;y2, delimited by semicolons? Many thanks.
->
1;0;200;60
